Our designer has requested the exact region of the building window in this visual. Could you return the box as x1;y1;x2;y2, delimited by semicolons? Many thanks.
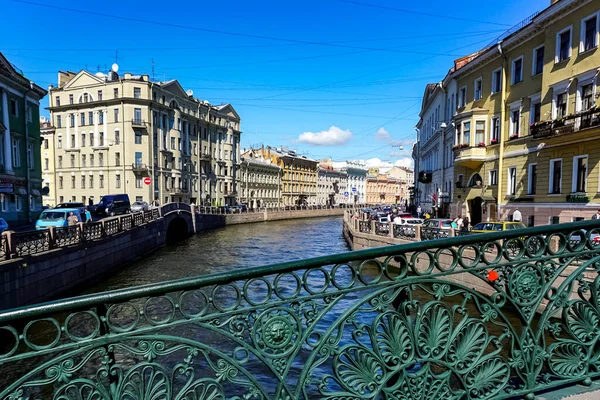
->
89;132;94;147
458;87;467;107
82;154;86;167
171;137;176;150
510;109;520;137
69;94;73;104
99;153;104;167
10;99;17;117
463;122;471;145
71;176;76;189
556;92;568;118
134;108;142;124
99;112;103;124
44;158;48;170
551;216;560;225
556;26;572;62
70;154;75;167
491;116;500;143
99;175;104;189
581;14;599;52
70;114;75;127
89;175;94;189
135;178;142;188
573;155;588;193
115;130;120;144
475;121;485;145
81;175;86;189
80;113;85;126
80;133;85;147
508;167;517;195
530;97;542;127
135;130;142;145
581;83;594;111
474;78;482;100
511;56;523;85
115;152;120;166
491;68;502;94
59;176;63;189
533;45;544;75
83;93;88;103
89;111;94;125
43;139;49;150
114;108;119;123
527;215;535;227
114;88;118;98
550;159;562;194
99;132;104;146
15;196;22;211
12;139;20;167
489;169;497;186
116;174;121;189
134;87;141;99
528;164;537;195
58;155;63;168
90;154;94;167
56;115;62;128
55;96;60;106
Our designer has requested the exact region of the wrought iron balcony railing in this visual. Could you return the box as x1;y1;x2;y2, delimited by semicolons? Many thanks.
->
2;220;600;399
531;107;600;139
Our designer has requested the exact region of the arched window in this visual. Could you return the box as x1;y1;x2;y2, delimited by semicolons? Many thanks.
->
468;173;483;187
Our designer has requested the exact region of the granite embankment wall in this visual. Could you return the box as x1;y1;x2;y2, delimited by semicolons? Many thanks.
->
0;219;166;309
225;207;345;225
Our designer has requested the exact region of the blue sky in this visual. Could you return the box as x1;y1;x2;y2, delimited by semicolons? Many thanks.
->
2;0;548;167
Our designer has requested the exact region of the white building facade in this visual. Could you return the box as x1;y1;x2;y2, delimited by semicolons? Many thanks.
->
239;157;281;209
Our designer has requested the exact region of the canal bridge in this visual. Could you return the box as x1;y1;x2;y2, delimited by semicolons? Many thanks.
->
2;219;600;399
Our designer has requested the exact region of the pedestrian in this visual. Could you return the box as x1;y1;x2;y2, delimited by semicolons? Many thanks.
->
425;211;431;219
67;212;79;226
456;215;464;231
85;207;92;223
512;208;522;222
451;218;458;229
593;209;600;220
417;206;422;218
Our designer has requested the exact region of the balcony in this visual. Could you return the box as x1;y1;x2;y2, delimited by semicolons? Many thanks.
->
453;145;486;168
169;188;190;196
531;107;600;139
200;153;211;161
131;163;149;174
418;170;432;184
131;119;148;129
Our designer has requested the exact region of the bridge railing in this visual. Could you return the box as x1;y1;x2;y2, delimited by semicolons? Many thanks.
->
0;210;162;261
196;204;358;215
2;220;600;399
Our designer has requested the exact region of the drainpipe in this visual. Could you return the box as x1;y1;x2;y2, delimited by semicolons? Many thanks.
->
24;83;34;223
497;41;507;220
439;81;447;216
414;127;420;207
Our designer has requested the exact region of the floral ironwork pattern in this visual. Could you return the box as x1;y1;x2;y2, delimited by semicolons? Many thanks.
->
54;226;81;247
103;218;120;236
359;221;371;233
2;221;600;399
421;227;450;240
121;215;133;230
375;222;390;236
393;224;416;239
82;222;103;241
0;234;8;260
133;212;144;226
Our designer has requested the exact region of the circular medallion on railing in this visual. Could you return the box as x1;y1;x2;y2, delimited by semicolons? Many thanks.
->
508;264;544;306
480;241;502;265
357;259;383;284
143;296;176;326
274;273;302;300
252;308;301;357
23;318;62;350
410;251;435;275
457;245;481;269
331;264;357;290
106;303;140;333
383;254;409;280
179;290;209;319
243;277;273;306
503;238;525;261
567;230;587;252
64;311;101;341
525;236;546;258
303;268;331;294
434;248;458;272
0;326;20;359
546;233;567;256
212;284;242;312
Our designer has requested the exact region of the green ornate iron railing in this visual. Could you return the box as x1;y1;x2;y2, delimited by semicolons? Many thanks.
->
2;220;600;399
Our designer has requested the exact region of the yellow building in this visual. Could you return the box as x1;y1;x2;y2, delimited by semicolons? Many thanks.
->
366;174;403;205
244;146;317;206
447;0;600;226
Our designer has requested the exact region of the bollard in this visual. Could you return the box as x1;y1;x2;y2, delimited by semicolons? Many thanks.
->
5;230;16;258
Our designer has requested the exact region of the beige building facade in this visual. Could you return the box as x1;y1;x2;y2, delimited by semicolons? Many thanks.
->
366;174;403;205
44;67;241;207
239;155;282;209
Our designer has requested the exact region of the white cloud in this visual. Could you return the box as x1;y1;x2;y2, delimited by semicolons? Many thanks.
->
360;157;414;172
375;127;396;144
394;158;413;169
297;126;353;146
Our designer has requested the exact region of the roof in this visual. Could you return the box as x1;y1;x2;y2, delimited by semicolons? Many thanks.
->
0;52;47;98
241;157;281;169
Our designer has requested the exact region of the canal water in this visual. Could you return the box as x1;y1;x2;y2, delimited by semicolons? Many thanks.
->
83;216;350;293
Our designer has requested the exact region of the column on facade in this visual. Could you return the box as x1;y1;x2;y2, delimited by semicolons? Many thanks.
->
66;113;71;151
185;122;189;155
94;111;99;147
74;113;79;148
1;91;13;172
159;113;164;150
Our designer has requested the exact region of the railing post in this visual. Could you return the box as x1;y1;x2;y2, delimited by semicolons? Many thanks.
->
5;230;16;258
450;228;455;237
78;222;85;242
389;223;394;238
415;225;421;241
48;226;57;248
191;205;197;233
370;220;376;234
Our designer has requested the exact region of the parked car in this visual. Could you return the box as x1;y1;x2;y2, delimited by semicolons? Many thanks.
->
55;202;86;213
35;208;83;230
395;218;423;225
397;213;414;219
422;219;453;229
131;201;149;212
0;218;8;234
106;200;131;216
471;221;527;233
94;194;131;217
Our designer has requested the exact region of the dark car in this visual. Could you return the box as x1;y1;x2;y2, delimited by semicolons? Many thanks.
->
106;200;131;216
95;194;131;216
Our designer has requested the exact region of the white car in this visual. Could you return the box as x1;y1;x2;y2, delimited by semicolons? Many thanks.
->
395;218;423;225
